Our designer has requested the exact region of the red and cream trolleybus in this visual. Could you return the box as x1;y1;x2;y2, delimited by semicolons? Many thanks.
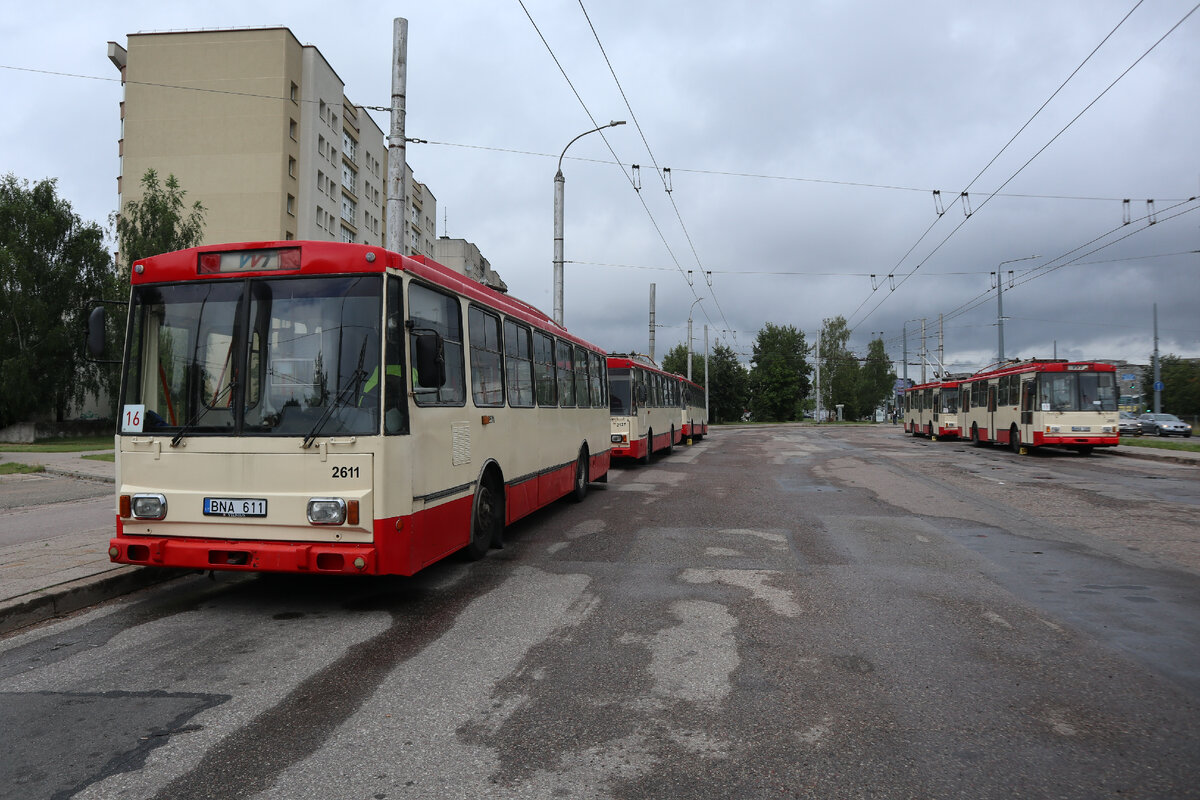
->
903;378;965;440
606;355;684;463
91;241;611;575
960;360;1118;454
679;374;708;442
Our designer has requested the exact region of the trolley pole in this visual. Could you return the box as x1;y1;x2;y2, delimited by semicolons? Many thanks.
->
704;325;709;422
386;18;408;255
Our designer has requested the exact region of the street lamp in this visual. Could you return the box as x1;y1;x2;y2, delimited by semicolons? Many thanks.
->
553;120;626;326
994;255;1039;363
687;297;704;380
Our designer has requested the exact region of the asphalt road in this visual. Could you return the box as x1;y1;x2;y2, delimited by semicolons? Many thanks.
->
2;425;1198;799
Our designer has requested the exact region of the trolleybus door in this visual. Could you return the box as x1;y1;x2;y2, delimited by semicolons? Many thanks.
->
987;384;997;443
1020;379;1035;445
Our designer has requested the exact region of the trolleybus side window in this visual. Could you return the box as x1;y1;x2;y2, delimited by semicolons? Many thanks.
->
574;345;590;407
504;319;535;408
589;351;605;407
556;339;576;407
533;330;557;407
408;282;465;406
468;306;504;407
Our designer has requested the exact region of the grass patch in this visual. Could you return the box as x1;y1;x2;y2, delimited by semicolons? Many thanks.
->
82;452;116;463
1119;437;1200;453
0;436;113;453
0;462;46;475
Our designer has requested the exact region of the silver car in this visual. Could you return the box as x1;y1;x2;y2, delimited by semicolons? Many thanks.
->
1137;413;1193;437
1118;411;1141;436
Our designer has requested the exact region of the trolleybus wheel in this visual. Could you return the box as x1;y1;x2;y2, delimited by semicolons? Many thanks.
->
463;476;503;560
642;430;653;465
570;447;589;503
1009;427;1022;454
666;426;675;455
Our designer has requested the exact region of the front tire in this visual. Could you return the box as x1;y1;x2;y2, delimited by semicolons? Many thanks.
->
1010;427;1022;454
462;477;503;560
642;430;653;465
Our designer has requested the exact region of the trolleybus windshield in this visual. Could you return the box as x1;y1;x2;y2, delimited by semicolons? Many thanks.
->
1036;371;1117;412
608;367;632;415
121;275;382;438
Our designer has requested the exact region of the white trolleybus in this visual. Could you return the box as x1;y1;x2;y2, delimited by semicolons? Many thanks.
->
90;241;612;576
903;378;965;440
680;374;708;443
606;355;685;463
960;360;1119;455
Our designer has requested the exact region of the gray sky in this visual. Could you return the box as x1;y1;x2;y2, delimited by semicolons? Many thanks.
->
4;0;1198;376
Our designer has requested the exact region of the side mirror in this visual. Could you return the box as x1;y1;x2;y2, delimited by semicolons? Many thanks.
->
87;307;107;357
414;332;446;388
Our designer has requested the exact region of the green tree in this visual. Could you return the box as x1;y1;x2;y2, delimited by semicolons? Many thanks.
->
112;168;206;268
1140;355;1200;419
817;316;860;419
708;341;749;424
0;175;121;426
857;337;896;416
661;342;689;378
749;323;811;421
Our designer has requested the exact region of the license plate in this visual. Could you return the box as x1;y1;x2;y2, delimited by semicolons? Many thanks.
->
1071;426;1092;432
203;497;267;517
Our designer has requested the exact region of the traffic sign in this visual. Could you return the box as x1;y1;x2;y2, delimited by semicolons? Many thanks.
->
1154;381;1165;392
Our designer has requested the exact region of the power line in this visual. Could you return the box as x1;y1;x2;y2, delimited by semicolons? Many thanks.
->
847;1;1200;331
3;62;1188;208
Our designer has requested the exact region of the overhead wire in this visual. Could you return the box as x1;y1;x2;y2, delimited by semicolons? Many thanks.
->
574;0;738;346
847;1;1198;331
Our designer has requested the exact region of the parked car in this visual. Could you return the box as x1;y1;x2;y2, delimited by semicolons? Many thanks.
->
1118;411;1141;436
1137;413;1193;437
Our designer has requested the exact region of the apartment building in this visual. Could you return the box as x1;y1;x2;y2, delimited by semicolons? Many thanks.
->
107;26;434;257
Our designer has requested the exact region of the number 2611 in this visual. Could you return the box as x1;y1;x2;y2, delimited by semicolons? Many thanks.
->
331;466;359;478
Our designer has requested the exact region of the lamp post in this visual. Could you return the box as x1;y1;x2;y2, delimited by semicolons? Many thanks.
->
994;255;1039;363
553;120;626;327
687;297;704;380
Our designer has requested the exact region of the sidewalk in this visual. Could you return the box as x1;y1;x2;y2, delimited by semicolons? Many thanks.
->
0;450;178;636
1;440;1196;637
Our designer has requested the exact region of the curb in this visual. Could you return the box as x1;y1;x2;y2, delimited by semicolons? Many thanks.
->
0;564;183;637
1111;447;1200;467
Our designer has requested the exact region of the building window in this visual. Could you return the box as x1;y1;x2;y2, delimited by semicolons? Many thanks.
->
288;157;296;178
342;132;358;165
341;195;356;224
340;225;355;243
289;119;297;140
319;99;327;122
290;82;298;103
342;163;357;194
286;194;295;216
410;231;419;251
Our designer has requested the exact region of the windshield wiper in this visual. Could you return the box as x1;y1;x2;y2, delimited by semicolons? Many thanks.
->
302;336;369;449
171;380;236;448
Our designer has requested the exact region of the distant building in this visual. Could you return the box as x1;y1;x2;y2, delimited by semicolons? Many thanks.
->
434;237;508;293
107;27;431;257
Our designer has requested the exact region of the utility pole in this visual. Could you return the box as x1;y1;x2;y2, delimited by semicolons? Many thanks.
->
815;324;824;422
996;275;1005;363
1153;303;1161;413
385;18;408;254
704;325;710;421
920;318;927;384
648;283;656;362
938;314;944;379
902;321;909;384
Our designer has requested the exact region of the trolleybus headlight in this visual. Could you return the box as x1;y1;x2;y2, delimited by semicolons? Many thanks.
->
611;434;623;443
307;497;347;525
130;493;167;520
